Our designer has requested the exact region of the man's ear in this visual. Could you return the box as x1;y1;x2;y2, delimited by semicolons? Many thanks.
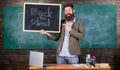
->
73;9;75;13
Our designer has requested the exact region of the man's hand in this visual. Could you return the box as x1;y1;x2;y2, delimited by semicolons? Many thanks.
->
62;24;71;31
40;29;50;37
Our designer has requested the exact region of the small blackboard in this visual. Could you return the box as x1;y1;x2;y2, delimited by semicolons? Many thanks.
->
23;3;61;33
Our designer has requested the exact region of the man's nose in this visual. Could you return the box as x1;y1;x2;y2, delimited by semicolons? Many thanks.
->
66;11;69;14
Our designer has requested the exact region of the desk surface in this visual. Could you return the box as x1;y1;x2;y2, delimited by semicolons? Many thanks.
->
29;64;110;70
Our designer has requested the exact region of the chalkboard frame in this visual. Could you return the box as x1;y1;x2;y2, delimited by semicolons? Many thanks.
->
23;2;62;33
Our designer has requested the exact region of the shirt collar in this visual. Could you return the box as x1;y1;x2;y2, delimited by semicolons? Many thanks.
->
66;18;76;23
73;18;76;22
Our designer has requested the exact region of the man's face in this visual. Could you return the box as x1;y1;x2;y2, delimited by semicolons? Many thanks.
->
64;6;74;20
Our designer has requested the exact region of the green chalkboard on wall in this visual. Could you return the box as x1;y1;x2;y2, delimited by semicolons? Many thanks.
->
4;4;117;49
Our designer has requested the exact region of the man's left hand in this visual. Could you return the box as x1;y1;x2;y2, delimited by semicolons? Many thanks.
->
63;24;71;31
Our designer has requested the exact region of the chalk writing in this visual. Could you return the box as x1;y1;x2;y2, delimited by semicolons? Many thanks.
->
30;7;52;27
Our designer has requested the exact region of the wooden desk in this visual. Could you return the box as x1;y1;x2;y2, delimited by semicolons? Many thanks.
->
29;64;110;70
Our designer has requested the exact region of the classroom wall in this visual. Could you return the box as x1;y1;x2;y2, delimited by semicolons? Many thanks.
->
0;0;120;70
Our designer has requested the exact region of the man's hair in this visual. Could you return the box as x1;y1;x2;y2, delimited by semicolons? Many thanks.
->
63;3;74;10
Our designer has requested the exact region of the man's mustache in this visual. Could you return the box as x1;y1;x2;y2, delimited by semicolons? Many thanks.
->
65;13;72;16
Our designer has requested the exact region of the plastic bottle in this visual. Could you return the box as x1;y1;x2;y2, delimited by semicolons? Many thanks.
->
91;55;96;66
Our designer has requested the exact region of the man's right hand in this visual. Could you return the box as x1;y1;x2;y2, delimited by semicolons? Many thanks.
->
40;29;50;37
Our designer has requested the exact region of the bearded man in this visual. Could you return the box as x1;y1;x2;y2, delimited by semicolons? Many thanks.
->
40;3;84;64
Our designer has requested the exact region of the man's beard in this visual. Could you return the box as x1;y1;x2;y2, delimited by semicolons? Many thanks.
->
65;13;74;21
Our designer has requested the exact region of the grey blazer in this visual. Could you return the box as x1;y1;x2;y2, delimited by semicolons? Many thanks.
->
48;18;84;55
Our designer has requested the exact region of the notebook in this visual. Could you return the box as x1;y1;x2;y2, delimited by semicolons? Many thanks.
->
29;51;44;68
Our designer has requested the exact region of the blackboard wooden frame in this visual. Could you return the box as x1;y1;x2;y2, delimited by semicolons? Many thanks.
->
23;3;61;33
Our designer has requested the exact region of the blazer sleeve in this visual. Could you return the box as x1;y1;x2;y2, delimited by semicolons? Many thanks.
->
47;33;60;41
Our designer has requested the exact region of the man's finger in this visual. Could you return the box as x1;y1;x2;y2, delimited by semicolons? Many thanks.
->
62;24;65;26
